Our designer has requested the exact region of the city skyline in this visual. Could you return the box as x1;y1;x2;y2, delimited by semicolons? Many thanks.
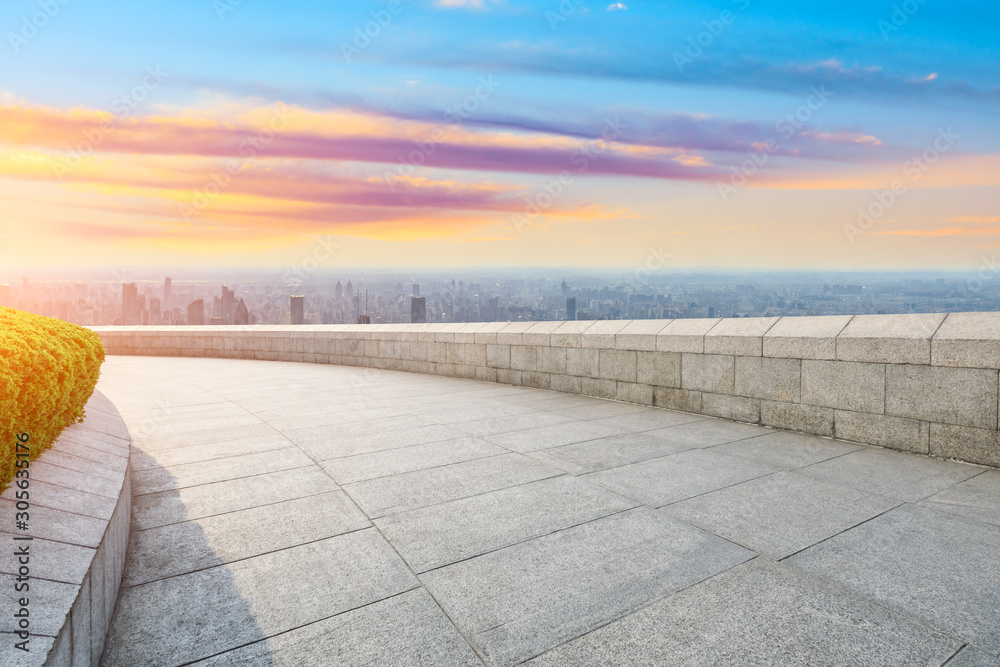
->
0;2;997;271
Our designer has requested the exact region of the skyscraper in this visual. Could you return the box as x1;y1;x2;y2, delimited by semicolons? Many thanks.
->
290;295;304;325
335;280;343;300
188;299;204;325
164;277;172;306
345;280;354;301
0;283;9;306
122;283;140;325
411;297;426;323
566;297;577;321
234;299;249;325
221;285;235;324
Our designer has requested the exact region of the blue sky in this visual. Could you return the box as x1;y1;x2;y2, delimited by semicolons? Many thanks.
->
0;0;997;268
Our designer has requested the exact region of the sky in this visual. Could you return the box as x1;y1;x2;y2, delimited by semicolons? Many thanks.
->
0;0;997;271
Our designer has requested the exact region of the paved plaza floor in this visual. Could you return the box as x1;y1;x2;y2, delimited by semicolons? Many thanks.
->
96;356;1000;666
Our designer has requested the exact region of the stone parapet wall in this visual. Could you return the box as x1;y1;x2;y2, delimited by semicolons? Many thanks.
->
0;391;131;666
91;312;1000;467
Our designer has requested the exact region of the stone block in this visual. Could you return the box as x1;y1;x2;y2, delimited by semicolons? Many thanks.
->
702;393;760;423
473;322;511;345
763;315;853;360
705;317;780;356
836;313;947;364
615;320;672;351
495;369;522;386
653;387;703;413
599;349;637;382
509;345;537;372
465;344;487;367
580;320;628;349
475;366;497;383
636;351;681;387
735;356;800;402
535;346;567;374
522;372;552;389
886;364;998;429
929;423;1000;468
616;382;654;406
760;400;834;436
496;322;535;345
550;320;595;348
681;354;734;394
932;311;1000;369
550;374;583;394
834;411;929;454
565;347;600;378
445;343;466;366
581;377;617;400
800;360;884;412
522;321;564;346
656;318;720;353
486;344;510;369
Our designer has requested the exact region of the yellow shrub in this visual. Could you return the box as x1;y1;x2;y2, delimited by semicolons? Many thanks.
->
0;307;105;491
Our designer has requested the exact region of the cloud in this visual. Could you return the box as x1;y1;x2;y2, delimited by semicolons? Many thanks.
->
607;3;628;10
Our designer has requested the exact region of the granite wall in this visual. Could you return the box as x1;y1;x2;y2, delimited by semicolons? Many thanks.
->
91;312;1000;468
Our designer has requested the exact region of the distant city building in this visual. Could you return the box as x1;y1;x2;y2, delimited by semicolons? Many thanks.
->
290;295;304;325
188;299;205;325
234;298;249;325
164;277;172;306
357;314;371;324
221;285;235;324
0;283;9;306
566;297;577;321
411;297;426;323
150;298;161;323
345;280;354;301
122;283;140;325
335;280;343;300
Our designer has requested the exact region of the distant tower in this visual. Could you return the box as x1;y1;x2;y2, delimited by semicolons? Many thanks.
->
187;299;204;326
335;280;343;300
345;280;354;301
0;283;9;306
234;299;249;325
411;297;426;323
290;295;304;325
164;277;172;306
566;297;577;321
221;285;235;324
122;283;140;325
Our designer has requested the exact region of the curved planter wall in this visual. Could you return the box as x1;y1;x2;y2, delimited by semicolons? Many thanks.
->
92;312;1000;468
0;391;131;666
